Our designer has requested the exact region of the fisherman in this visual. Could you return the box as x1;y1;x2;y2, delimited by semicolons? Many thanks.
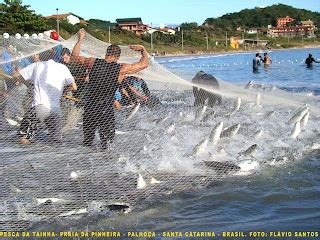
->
13;49;77;144
116;76;160;108
60;48;88;105
252;53;261;72
305;53;319;68
71;28;149;149
263;52;272;67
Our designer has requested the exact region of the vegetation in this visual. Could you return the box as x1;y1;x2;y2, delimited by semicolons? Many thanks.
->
204;4;320;32
0;0;49;33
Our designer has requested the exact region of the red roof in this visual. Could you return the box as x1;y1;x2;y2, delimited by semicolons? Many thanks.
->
80;20;88;25
45;13;72;19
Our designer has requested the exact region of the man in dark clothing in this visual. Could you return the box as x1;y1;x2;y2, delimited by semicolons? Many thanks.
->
305;54;319;68
72;29;149;148
61;48;88;104
117;76;160;108
252;53;261;72
119;76;150;105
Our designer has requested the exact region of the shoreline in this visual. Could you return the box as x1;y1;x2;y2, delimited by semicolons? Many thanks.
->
154;44;320;59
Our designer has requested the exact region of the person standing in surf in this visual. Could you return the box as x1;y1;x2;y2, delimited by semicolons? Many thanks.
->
252;53;261;72
263;52;272;67
305;53;320;68
71;29;149;149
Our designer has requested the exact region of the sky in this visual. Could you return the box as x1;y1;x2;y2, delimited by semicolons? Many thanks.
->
4;0;320;25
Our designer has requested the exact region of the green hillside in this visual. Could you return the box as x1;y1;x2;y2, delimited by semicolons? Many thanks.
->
204;4;320;33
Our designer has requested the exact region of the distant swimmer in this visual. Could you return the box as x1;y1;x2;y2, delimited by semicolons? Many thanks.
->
263;52;272;67
252;53;261;72
305;53;320;68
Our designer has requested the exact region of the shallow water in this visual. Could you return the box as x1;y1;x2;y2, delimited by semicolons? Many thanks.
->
1;48;320;235
158;47;320;95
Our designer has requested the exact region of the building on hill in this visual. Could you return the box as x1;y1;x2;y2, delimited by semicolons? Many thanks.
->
247;28;258;34
267;25;315;38
246;28;267;35
268;18;316;38
116;18;148;36
300;19;314;27
159;27;176;35
45;13;88;25
277;16;295;27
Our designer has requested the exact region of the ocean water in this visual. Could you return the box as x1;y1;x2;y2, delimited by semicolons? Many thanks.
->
157;47;320;95
120;48;320;234
131;48;320;234
3;48;320;236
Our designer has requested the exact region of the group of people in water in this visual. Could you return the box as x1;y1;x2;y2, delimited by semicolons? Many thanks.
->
0;29;153;149
252;52;272;71
252;51;319;71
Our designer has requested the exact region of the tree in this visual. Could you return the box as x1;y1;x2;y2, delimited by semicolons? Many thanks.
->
180;22;199;31
0;0;49;34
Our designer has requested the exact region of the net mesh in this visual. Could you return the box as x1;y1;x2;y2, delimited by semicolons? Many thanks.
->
0;31;319;231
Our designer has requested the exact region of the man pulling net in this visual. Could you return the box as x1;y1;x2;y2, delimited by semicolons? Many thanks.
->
13;50;77;144
71;29;149;149
115;75;161;109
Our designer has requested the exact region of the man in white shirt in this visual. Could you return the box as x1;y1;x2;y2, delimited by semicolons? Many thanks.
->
15;49;77;144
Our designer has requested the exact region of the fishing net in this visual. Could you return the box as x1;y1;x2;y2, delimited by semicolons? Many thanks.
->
0;31;319;231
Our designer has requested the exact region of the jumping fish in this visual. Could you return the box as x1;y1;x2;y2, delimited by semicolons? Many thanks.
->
209;122;224;145
229;97;241;116
288;106;309;124
245;80;254;89
166;123;175;134
290;121;301;139
202;110;216;122
58;208;88;217
221;123;241;138
234;97;241;112
115;130;127;135
311;143;320;150
69;171;79;180
300;111;309;128
256;93;261;107
265;111;275;118
189;139;209;157
254;129;263;138
153;115;169;125
6;118;19;126
150;177;161;184
106;202;131;213
195;99;208;121
126;102;140;120
240;144;258;157
137;173;147;189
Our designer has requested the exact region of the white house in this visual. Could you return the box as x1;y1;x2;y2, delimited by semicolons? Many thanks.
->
45;12;88;25
247;28;258;34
